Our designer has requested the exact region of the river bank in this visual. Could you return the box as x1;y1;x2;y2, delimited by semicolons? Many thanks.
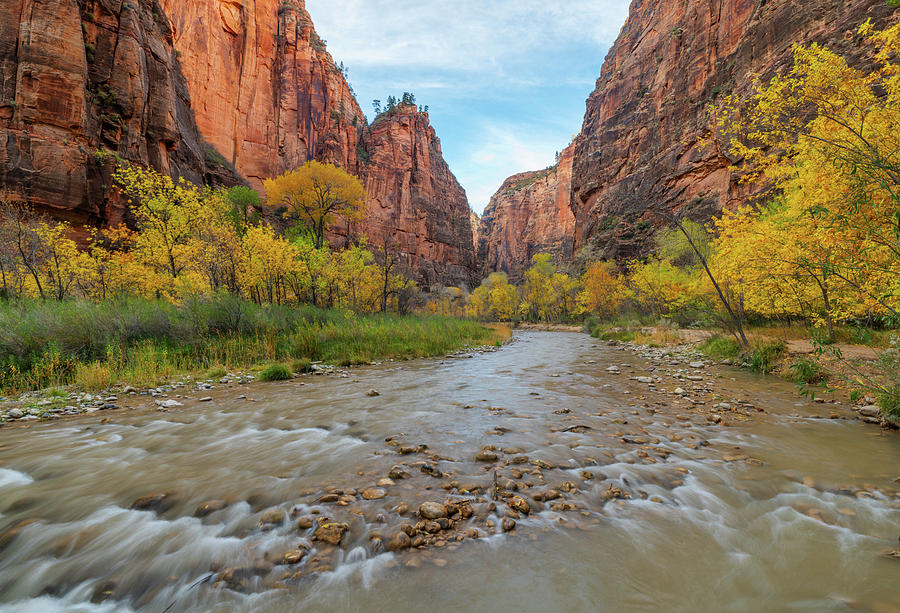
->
0;331;897;612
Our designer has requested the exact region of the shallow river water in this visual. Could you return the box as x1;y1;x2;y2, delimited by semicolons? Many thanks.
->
0;331;898;612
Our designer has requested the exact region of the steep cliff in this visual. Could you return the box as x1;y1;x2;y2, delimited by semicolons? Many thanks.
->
345;106;476;288
156;0;365;188
0;0;240;226
136;0;475;284
571;0;898;261
477;143;576;279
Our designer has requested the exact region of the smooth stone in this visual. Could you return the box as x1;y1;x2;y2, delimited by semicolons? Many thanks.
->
502;517;516;532
314;522;349;545
131;493;174;513
387;532;411;551
7;409;23;419
858;405;881;418
260;509;286;526
418;502;447;519
194;500;228;517
362;488;387;500
475;450;499;462
366;389;380;397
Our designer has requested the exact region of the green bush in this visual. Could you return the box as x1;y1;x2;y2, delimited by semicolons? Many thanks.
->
749;340;787;374
877;386;900;425
291;359;313;373
699;335;741;360
789;358;826;384
258;364;292;381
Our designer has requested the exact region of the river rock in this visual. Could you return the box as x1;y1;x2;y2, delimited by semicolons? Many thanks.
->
314;522;349;545
279;550;304;565
502;517;516;532
858;405;881;418
297;517;314;530
131;493;174;513
418;502;447;519
366;389;380;397
194;500;228;517
362;488;387;500
7;409;24;419
155;399;183;408
389;466;411;480
387;531;411;551
507;496;531;515
690;362;705;369
605;366;620;373
476;450;499;462
634;377;654;384
260;509;286;526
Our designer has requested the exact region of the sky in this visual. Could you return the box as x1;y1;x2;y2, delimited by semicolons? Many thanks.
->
305;0;631;215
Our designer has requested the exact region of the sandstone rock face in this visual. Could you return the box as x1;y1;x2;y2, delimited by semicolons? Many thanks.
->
348;106;476;288
132;0;475;285
477;143;576;279
0;0;240;226
571;0;898;261
156;0;366;188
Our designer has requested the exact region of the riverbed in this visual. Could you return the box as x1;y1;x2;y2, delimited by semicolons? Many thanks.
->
0;331;897;612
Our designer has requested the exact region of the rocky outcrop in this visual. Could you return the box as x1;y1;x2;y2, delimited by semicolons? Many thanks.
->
571;0;898;261
1;0;475;285
0;0;241;227
477;144;576;279
156;0;366;188
343;106;476;288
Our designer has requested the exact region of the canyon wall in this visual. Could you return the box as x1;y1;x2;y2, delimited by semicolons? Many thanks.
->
570;0;898;261
477;143;576;279
346;106;476;288
0;0;241;227
0;0;475;285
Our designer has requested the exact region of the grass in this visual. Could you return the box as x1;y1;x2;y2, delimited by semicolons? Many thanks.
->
699;335;742;360
258;363;292;382
0;296;509;394
788;357;827;384
748;340;787;374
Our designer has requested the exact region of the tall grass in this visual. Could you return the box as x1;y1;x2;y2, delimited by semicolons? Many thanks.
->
0;296;506;393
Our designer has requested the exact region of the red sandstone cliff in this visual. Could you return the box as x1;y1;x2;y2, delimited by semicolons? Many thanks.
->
0;0;476;285
477;143;576;279
570;0;898;261
156;0;365;188
0;0;241;226
344;106;476;288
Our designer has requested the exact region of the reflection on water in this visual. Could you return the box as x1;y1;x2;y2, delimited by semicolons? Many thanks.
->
0;332;897;612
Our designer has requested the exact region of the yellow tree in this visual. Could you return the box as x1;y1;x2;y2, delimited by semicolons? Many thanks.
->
578;261;625;318
265;161;367;249
713;21;900;317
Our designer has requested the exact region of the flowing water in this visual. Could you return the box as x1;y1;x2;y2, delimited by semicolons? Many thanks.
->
0;331;897;612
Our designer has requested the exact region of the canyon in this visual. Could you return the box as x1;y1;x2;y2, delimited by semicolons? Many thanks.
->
479;0;898;271
1;0;475;286
477;143;576;280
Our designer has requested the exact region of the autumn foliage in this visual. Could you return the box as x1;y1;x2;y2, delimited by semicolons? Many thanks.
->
0;161;411;313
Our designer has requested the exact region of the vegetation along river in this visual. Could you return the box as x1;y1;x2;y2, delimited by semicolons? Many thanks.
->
0;331;897;612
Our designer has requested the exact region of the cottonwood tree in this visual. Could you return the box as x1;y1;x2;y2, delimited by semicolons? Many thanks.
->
265;161;366;250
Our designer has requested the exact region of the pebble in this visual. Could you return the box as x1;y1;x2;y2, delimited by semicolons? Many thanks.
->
7;409;23;419
475;450;498;462
314;522;349;545
387;532;411;551
858;405;881;418
155;399;183;408
366;389;380;397
502;517;516;532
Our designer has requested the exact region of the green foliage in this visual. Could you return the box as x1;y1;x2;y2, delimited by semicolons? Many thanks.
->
259;363;292;381
878;386;900;424
590;326;636;342
788;357;826;384
699;335;741;360
291;358;313;373
748;340;787;374
0;297;501;393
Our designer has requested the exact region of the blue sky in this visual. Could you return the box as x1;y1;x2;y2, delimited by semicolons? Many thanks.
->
305;0;631;215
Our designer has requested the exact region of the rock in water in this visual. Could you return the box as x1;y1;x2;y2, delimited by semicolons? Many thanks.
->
366;389;380;397
362;488;387;500
387;532;411;551
314;522;349;545
418;502;447;519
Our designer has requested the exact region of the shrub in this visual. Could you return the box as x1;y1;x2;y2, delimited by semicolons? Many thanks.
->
749;340;787;374
699;335;741;360
877;386;900;425
207;366;227;379
788;358;826;384
75;362;113;390
258;363;292;381
291;359;312;374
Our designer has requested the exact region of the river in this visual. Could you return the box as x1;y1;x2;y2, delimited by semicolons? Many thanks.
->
0;331;897;612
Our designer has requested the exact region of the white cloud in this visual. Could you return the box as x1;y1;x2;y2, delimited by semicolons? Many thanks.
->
304;0;630;215
305;0;627;76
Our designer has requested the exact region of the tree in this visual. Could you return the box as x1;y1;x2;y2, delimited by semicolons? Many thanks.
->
373;235;412;312
265;161;366;250
578;261;625;317
372;99;382;116
225;186;262;234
